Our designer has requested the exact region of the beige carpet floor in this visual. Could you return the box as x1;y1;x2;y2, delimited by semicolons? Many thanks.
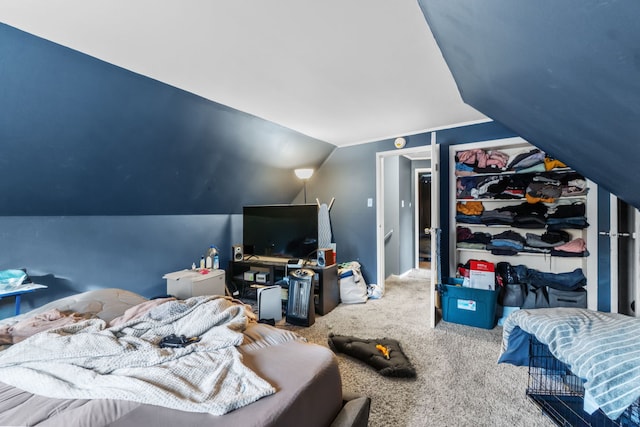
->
282;274;555;427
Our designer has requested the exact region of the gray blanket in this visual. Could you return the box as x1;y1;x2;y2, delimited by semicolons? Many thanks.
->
502;308;640;421
0;295;275;415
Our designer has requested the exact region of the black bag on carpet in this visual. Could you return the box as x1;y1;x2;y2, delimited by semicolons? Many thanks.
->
328;333;416;378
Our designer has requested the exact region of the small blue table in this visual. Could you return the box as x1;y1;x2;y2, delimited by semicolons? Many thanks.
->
0;284;47;316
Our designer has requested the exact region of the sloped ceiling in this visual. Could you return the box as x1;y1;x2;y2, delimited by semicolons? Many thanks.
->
419;0;640;209
0;0;486;146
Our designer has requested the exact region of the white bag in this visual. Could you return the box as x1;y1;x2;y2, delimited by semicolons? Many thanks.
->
338;262;368;304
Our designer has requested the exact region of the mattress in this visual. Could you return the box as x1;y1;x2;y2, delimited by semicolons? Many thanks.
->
0;288;343;427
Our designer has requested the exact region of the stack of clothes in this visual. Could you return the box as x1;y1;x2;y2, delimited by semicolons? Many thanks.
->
490;202;548;228
546;201;589;230
456;200;588;232
455;148;510;175
455;147;571;176
457;227;589;257
456;172;588;202
456;226;492;250
486;230;526;255
456;201;484;224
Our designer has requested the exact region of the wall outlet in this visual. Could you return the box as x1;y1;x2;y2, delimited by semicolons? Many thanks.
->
367;198;373;207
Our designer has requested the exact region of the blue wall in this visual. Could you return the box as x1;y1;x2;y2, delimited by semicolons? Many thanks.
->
420;0;640;210
0;24;335;317
0;22;616;316
0;24;334;216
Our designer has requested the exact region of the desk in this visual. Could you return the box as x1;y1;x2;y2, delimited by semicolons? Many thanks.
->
0;284;47;316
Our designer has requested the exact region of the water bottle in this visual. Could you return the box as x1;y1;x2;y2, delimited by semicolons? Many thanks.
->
206;245;219;270
205;245;215;269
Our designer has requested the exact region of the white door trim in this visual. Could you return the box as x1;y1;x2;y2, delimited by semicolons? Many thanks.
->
375;145;432;287
429;133;440;329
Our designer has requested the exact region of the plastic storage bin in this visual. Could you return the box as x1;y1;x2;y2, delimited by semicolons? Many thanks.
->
441;284;498;329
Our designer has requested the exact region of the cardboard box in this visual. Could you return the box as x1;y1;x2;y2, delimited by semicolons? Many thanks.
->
164;269;226;299
441;284;498;329
255;272;269;284
468;260;495;290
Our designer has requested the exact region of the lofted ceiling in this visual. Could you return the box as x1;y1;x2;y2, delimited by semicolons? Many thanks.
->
0;0;486;146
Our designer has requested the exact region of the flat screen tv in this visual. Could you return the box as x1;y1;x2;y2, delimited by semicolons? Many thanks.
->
243;204;318;259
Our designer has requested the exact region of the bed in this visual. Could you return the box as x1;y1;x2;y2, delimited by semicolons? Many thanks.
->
499;307;640;425
0;288;370;427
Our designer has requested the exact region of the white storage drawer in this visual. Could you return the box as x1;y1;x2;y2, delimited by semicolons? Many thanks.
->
163;269;226;299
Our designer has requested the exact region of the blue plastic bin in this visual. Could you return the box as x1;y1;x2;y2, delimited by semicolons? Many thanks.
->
441;284;498;329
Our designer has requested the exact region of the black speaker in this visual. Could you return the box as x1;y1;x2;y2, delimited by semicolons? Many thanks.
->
233;244;243;261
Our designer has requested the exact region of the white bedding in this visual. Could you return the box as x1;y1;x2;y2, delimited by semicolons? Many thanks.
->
0;295;276;415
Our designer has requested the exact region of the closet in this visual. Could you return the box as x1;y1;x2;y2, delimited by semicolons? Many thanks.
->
449;137;598;310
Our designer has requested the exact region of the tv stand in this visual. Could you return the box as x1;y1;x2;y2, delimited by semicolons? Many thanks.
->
228;258;339;316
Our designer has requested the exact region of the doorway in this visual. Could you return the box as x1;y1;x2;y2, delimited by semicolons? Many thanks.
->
375;146;433;282
415;169;432;272
376;140;440;328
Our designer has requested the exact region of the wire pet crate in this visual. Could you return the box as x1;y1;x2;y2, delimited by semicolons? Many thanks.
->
526;337;640;427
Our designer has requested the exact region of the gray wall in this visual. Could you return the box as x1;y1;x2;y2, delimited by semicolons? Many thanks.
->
398;155;414;275
384;156;401;277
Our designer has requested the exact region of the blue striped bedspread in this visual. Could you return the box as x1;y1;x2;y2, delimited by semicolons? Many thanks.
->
501;307;640;421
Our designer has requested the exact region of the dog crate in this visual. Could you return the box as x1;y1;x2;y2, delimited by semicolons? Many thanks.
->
526;337;640;427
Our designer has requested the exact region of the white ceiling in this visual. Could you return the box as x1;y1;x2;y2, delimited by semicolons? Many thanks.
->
0;0;486;146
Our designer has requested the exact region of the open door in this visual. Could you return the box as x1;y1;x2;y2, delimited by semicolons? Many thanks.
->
429;134;440;328
602;195;639;315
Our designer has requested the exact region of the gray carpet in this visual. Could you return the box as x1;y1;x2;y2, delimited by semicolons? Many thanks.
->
282;275;555;427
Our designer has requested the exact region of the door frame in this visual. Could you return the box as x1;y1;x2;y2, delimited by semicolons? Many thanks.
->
375;145;433;288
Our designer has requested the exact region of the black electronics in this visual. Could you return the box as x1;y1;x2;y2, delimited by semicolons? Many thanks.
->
287;258;303;268
243;205;318;260
232;244;243;261
159;334;201;348
286;269;315;327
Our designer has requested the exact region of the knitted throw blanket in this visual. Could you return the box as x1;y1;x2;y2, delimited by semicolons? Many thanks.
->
0;296;275;415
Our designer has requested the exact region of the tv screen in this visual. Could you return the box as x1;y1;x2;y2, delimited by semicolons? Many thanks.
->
243;204;318;259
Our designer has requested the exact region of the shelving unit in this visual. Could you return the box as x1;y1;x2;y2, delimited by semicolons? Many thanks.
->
449;137;598;310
